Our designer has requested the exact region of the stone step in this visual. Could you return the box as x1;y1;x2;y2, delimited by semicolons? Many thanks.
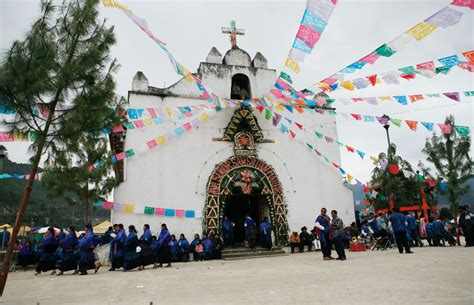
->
222;249;287;260
222;247;282;254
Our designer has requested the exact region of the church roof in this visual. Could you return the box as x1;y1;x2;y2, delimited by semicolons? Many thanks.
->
223;47;252;67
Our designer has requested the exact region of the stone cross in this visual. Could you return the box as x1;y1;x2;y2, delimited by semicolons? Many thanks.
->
221;20;245;48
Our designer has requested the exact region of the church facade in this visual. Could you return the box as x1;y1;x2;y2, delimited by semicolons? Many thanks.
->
111;36;354;245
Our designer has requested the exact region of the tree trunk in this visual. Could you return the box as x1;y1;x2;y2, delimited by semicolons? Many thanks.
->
85;198;89;226
0;146;43;295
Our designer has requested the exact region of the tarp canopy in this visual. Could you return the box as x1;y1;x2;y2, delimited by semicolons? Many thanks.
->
93;220;111;234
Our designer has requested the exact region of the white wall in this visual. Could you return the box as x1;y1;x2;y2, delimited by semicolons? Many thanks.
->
113;57;354;238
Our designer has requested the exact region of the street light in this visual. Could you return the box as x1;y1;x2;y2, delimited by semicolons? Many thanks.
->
0;145;7;174
381;114;393;210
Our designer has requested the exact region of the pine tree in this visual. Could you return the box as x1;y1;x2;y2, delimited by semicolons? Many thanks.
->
41;134;117;225
422;115;472;220
369;144;419;210
0;0;121;294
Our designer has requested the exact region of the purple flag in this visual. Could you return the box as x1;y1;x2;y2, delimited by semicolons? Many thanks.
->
443;92;460;102
425;7;463;28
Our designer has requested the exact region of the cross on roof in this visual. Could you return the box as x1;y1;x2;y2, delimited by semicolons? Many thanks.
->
221;20;245;48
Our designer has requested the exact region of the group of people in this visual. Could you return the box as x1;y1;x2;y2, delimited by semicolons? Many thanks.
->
222;215;274;251
16;225;101;276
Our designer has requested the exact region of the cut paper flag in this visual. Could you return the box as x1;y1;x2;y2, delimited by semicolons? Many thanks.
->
438;123;452;134
405;120;418;131
455;125;470;137
164;209;176;217
389;164;399;175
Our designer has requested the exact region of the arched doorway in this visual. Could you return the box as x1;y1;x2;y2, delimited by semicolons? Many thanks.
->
231;73;251;100
204;156;289;246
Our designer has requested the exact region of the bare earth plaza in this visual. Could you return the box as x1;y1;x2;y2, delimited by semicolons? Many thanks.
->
0;0;473;304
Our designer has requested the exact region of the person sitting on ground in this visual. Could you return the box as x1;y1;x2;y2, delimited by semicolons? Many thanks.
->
17;240;36;270
195;240;204;261
202;233;213;260
349;222;360;238
170;234;180;262
299;227;312;252
360;220;373;244
289;231;300;253
178;234;190;262
190;234;201;261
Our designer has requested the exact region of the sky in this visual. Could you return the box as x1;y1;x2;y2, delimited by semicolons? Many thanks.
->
0;0;473;182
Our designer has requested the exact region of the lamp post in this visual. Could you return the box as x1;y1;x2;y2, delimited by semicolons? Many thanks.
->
0;146;7;174
381;114;393;210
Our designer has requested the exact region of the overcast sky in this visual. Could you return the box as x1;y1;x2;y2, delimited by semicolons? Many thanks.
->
1;0;473;182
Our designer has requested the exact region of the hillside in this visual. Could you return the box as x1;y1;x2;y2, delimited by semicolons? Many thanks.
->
0;157;110;229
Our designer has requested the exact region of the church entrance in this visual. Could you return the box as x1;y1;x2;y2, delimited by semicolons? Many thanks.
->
223;195;269;243
203;106;289;246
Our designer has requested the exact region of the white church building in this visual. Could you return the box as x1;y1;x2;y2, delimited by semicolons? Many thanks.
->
110;27;354;245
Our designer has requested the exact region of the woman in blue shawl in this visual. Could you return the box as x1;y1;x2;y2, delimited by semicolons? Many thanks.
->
109;224;126;271
77;224;100;275
35;227;58;275
190;234;201;261
155;223;172;268
139;224;154;270
123;225;141;271
17;240;35;269
170;235;180;262
178;234;190;262
56;226;78;275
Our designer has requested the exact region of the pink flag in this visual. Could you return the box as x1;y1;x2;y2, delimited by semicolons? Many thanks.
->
154;208;165;216
103;201;114;209
147;139;158;149
451;0;474;10
183;122;192;131
438;123;452;134
296;25;321;48
112;124;125;133
0;132;14;142
351;114;362;120
115;152;126;161
147;108;157;118
175;209;185;217
133;120;145;128
359;53;380;64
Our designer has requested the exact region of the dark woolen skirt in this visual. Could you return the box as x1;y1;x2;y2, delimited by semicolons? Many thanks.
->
78;259;95;272
57;258;77;272
35;254;57;273
124;251;141;270
158;246;171;264
140;248;155;267
17;254;35;267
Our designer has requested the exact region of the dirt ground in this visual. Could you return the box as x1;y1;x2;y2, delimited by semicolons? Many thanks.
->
1;246;473;305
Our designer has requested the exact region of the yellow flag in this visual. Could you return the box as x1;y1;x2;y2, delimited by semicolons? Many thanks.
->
341;81;355;91
144;118;153;126
165;108;173;117
347;174;353;183
406;22;438;41
370;156;379;164
379;96;392;101
156;136;167;145
284;57;300;74
102;0;132;13
276;104;285;111
199;113;209;122
123;203;135;213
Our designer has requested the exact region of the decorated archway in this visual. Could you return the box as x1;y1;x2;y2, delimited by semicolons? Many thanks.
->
204;155;289;246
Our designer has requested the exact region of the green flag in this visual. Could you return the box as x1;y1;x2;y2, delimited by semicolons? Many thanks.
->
125;149;135;157
306;143;313;150
435;66;451;74
399;66;418;75
280;71;293;84
464;91;474;97
264;108;272;120
390;118;402;127
144;206;154;215
315;131;323;139
455;125;470;137
374;44;396;57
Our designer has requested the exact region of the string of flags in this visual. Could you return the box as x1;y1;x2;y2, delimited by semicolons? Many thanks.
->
331;90;474;106
94;199;199;218
307;1;472;92
102;0;219;104
273;0;338;91
0;173;41;180
313;51;474;92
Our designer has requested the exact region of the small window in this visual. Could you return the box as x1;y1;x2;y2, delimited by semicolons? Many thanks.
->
231;74;251;100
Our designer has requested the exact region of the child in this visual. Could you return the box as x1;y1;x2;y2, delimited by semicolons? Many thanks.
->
195;241;204;261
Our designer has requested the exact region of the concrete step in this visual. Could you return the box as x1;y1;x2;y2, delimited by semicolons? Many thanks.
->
222;249;287;260
222;250;288;260
222;247;282;254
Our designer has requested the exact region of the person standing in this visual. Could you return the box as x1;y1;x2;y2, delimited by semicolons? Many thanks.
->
77;224;100;275
259;217;273;250
190;234;201;261
178;234;190;262
389;207;412;254
35;227;58;275
330;210;346;261
109;224;126;271
407;212;422;247
56;226;78;275
244;214;256;247
123;225;140;271
0;226;10;251
139;224;154;270
155;223;172;268
222;216;235;247
459;205;473;247
315;207;332;260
